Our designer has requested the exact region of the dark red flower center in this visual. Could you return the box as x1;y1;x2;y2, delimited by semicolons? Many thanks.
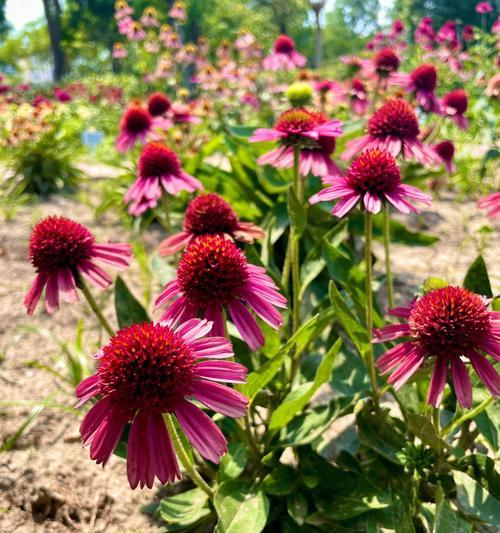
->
139;142;181;178
346;149;401;193
177;235;248;307
147;92;171;116
368;99;420;140
374;49;400;76
29;216;94;273
97;322;195;413
410;64;437;92
351;78;366;94
442;89;468;114
434;140;454;161
121;106;152;134
409;286;490;358
274;35;295;55
184;194;239;235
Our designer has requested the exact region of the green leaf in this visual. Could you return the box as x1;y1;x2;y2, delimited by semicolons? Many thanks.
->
240;309;334;403
263;465;297;495
277;396;354;447
407;414;446;452
159;488;210;526
391;490;416;533
453;470;500;527
288;187;307;237
310;495;389;521
434;499;471;533
228;125;258;138
463;255;493;297
214;480;269;533
114;276;149;329
329;282;368;357
475;409;498;450
269;339;342;431
287;492;308;526
220;442;249;480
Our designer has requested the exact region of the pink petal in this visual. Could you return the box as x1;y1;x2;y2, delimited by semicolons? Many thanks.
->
427;356;448;407
174;400;227;463
376;341;416;373
373;324;412;342
228;300;264;350
388;348;426;390
45;274;59;313
159;231;193;256
193;361;248;383
24;273;48;315
468;350;500;397
450;358;472;408
192;380;248;418
75;374;100;408
189;337;234;359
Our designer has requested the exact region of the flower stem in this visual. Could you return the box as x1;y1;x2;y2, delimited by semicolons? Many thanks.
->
364;211;378;405
382;203;395;309
242;415;261;460
291;146;302;334
78;278;115;337
440;397;493;438
161;194;173;233
165;414;214;499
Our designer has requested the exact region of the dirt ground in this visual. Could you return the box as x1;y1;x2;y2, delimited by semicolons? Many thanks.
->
0;169;498;532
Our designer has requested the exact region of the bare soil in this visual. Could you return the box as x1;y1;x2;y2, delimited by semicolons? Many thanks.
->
0;172;498;532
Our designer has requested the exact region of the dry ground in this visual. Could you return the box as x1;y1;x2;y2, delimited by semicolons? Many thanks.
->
0;169;498;532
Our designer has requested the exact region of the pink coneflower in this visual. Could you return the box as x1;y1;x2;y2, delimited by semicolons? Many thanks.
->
235;30;255;51
24;216;132;315
240;93;259;109
364;48;400;85
263;35;306;71
476;2;493;14
170;103;201;124
462;25;475;41
124;142;202;216
155;235;287;350
349;78;369;115
112;43;127;59
76;320;248;489
116;106;153;152
394;64;441;113
478;192;500;218
313;80;341;95
309;149;431;217
442;89;468;129
391;19;405;37
127;21;146;41
169;1;187;21
117;16;133;36
434;140;455;173
159;193;265;256
148;92;171;117
114;1;133;19
140;7;159;27
340;55;364;77
54;88;72;102
341;99;439;165
249;108;343;177
374;286;500;407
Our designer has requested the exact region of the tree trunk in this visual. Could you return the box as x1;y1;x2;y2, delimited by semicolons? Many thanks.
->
42;0;66;81
310;1;325;68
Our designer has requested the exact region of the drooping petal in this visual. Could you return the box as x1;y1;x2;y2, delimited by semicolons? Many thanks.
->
192;380;248;418
189;336;234;359
376;341;416;373
427;356;448;407
373;323;412;342
174;400;227;463
75;374;100;407
228;300;265;350
194;360;248;383
147;412;180;485
388;348;426;390
24;273;48;315
468;350;500;397
450;357;472;408
127;411;153;489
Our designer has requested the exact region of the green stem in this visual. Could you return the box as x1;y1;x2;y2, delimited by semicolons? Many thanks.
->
161;194;172;233
164;414;214;499
383;203;395;309
440;397;493;438
370;77;381;113
291;146;301;335
364;211;378;405
243;415;261;460
281;236;292;292
78;278;115;337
